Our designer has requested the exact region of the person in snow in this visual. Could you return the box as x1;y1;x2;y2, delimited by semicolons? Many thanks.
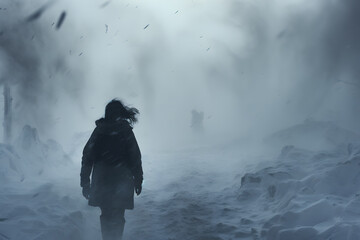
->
80;99;143;240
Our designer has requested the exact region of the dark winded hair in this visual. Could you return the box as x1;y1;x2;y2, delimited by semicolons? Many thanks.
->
105;99;139;125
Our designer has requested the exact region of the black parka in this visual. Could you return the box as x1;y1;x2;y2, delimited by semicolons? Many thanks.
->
80;118;143;209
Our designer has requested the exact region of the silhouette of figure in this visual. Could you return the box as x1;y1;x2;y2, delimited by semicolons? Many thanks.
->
80;99;143;240
191;109;204;133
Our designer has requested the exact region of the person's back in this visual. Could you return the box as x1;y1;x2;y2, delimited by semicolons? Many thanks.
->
80;99;143;240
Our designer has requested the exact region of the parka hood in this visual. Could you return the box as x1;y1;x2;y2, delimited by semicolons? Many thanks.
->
95;118;132;135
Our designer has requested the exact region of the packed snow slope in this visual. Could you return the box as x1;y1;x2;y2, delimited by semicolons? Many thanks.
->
1;121;360;240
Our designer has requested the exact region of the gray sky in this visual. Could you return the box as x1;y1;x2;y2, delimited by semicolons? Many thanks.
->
0;0;359;153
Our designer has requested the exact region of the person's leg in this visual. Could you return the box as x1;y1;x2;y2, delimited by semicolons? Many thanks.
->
113;208;125;239
100;207;115;240
100;207;125;240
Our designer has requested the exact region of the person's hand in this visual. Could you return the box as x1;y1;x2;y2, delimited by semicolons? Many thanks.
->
134;179;142;196
135;184;142;195
82;185;91;199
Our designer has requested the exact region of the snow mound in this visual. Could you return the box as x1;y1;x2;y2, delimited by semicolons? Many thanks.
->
0;125;72;182
0;144;23;181
0;182;89;240
238;144;360;240
14;125;71;164
12;125;72;177
264;120;360;151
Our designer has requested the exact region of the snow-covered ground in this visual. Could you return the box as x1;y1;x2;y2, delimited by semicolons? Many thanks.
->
1;121;360;240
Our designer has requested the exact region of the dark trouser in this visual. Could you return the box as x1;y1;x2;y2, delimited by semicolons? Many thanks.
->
100;207;126;240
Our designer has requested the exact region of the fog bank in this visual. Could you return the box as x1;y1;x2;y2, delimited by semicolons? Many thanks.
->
0;0;359;153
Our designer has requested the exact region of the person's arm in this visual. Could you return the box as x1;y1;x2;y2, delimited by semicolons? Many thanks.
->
127;130;143;195
80;129;98;189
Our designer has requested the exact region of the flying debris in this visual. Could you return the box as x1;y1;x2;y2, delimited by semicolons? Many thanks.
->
56;11;66;30
32;193;40;198
277;30;287;39
0;232;10;240
144;24;149;29
26;5;48;22
100;1;111;8
26;1;55;22
105;24;108;33
79;52;83;56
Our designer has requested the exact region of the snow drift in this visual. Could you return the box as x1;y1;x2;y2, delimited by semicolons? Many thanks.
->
0;125;71;182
